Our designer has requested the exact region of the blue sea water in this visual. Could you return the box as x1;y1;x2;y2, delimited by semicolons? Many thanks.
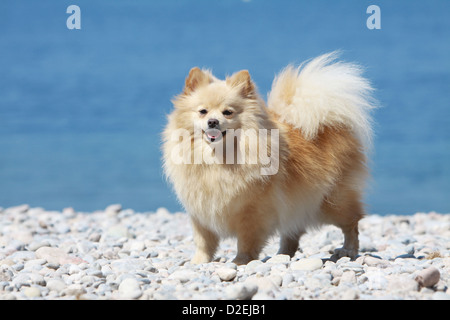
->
0;0;449;215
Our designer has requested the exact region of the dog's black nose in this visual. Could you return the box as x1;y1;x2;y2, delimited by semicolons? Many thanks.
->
208;118;219;128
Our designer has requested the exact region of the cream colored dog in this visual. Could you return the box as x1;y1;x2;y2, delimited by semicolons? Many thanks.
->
163;52;376;265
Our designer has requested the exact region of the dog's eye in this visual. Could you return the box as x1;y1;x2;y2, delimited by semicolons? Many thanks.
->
222;110;233;116
199;109;208;115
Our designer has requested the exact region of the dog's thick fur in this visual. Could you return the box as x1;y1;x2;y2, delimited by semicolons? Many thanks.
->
163;52;377;265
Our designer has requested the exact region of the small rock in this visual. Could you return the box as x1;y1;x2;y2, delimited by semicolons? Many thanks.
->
6;204;29;213
23;286;41;298
216;268;237;281
62;284;86;297
253;263;272;275
225;282;258;300
46;279;66;293
244;260;263;274
291;258;323;271
0;293;16;300
24;259;46;272
11;273;46;288
245;276;279;294
105;225;130;238
28;240;53;252
0;259;14;267
110;259;146;274
8;250;36;261
168;269;198;284
155;207;170;216
387;275;419;293
282;273;294;287
405;244;415;255
118;277;142;299
12;263;24;272
62;207;76;218
129;240;145;252
339;270;357;285
36;246;83;265
86;269;104;278
88;232;102;242
415;267;440;288
336;256;351;264
47;263;60;270
68;264;82;275
365;270;388;290
340;262;364;275
54;223;71;234
269;274;283;287
342;288;359;300
395;253;416;260
266;254;290;263
0;266;14;281
105;204;122;215
303;277;322;290
357;255;389;268
252;292;275;300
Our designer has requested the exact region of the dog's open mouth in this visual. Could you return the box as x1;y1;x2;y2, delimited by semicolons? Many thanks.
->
204;129;226;143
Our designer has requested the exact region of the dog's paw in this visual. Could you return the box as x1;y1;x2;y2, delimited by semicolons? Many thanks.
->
333;247;358;260
232;253;256;265
191;252;212;264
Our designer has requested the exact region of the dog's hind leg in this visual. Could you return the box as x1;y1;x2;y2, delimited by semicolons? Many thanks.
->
334;223;360;259
322;188;364;260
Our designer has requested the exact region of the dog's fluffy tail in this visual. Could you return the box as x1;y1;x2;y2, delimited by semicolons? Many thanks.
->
267;51;377;149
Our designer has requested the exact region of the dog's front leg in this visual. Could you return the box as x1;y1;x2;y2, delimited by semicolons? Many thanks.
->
232;227;268;265
190;217;219;264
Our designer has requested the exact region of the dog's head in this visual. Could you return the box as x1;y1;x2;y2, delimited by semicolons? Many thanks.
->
171;67;265;143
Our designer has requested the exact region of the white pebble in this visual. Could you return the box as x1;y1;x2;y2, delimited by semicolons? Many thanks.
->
291;258;323;271
216;268;237;281
266;254;291;263
23;286;41;298
118;278;142;299
225;282;258;300
46;279;66;293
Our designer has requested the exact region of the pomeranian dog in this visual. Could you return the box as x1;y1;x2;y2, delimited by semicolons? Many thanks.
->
163;52;376;265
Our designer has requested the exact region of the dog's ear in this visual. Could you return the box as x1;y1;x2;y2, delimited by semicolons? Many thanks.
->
184;67;211;95
226;70;255;97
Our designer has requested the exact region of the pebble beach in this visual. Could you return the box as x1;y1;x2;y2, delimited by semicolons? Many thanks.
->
0;204;449;300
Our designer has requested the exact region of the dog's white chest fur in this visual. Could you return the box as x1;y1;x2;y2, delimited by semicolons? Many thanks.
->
173;163;264;235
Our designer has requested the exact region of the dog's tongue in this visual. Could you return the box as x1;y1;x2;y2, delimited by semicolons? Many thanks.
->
206;129;222;139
